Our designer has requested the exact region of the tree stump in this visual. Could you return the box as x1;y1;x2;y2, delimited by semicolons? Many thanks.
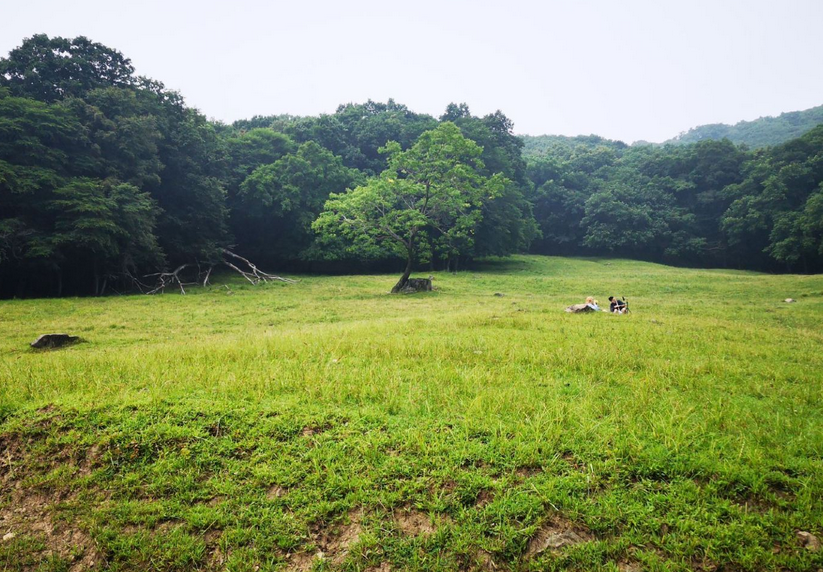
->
398;276;433;293
30;333;81;349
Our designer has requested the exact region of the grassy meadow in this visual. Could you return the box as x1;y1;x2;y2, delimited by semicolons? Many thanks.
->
0;255;822;572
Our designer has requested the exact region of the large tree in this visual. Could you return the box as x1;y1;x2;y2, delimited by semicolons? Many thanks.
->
0;34;135;102
314;123;506;292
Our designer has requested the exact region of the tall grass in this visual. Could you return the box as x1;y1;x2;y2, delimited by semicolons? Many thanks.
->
0;256;821;571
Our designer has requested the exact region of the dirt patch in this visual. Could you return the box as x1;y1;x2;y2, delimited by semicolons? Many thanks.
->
475;489;494;507
689;555;731;572
0;489;101;571
287;508;364;570
301;423;332;438
78;444;103;477
734;496;771;514
525;516;592;558
617;560;642;572
393;507;436;537
267;485;287;500
155;520;183;534
315;508;363;565
207;422;223;437
797;530;820;552
472;549;497;571
33;407;64;432
207;495;225;507
516;466;542;479
285;550;319;571
203;528;222;545
0;434;24;485
207;545;228;570
365;562;391;572
437;479;457;494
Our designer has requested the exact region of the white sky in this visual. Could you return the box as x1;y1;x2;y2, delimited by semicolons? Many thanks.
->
2;0;822;143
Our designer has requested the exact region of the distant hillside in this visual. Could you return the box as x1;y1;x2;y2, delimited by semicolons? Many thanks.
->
663;104;823;148
519;134;628;157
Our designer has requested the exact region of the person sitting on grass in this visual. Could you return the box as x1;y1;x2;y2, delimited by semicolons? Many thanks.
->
585;296;601;311
608;296;627;314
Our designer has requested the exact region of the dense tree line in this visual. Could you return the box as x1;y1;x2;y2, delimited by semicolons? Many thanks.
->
1;35;821;297
523;129;823;272
0;36;535;297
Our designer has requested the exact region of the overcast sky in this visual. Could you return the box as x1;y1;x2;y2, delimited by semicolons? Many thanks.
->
2;0;822;143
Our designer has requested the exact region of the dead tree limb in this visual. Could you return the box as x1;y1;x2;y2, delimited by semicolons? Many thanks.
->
223;260;257;285
202;265;213;287
221;249;297;284
143;252;294;294
145;264;194;294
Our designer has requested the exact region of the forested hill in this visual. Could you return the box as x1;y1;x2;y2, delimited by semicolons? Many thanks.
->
2;34;823;298
520;134;628;157
662;104;823;148
520;103;823;151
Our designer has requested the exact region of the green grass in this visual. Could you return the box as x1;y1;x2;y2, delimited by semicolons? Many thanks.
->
1;255;821;571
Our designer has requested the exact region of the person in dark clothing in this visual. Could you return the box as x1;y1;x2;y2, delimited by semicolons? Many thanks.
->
608;296;627;314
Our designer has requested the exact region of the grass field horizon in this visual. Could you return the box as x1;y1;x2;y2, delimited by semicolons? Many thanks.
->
1;255;822;572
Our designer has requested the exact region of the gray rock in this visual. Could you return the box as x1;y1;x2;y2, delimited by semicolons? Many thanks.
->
30;333;81;349
785;298;796;303
494;292;505;297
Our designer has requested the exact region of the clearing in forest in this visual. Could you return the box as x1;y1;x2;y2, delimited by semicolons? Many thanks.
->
1;256;822;571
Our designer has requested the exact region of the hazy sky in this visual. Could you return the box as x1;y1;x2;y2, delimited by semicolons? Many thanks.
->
2;0;822;143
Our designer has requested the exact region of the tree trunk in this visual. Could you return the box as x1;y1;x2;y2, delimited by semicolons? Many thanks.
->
56;269;63;297
391;252;414;294
93;260;100;296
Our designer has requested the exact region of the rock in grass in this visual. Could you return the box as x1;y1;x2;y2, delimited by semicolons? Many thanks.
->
784;298;796;303
797;531;820;552
30;333;81;349
494;292;505;297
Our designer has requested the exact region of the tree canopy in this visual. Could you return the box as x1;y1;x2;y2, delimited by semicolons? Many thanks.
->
2;33;822;297
313;123;509;291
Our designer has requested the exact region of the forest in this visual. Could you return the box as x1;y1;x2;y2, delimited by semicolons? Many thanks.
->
2;35;822;298
661;103;823;147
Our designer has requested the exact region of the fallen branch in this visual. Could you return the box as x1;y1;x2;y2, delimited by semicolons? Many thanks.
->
221;249;297;284
144;252;295;294
202;265;213;287
145;264;195;294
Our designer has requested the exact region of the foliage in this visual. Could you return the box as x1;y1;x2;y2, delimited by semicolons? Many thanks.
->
234;141;363;262
0;34;135;102
314;123;507;289
2;32;823;298
721;125;823;271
